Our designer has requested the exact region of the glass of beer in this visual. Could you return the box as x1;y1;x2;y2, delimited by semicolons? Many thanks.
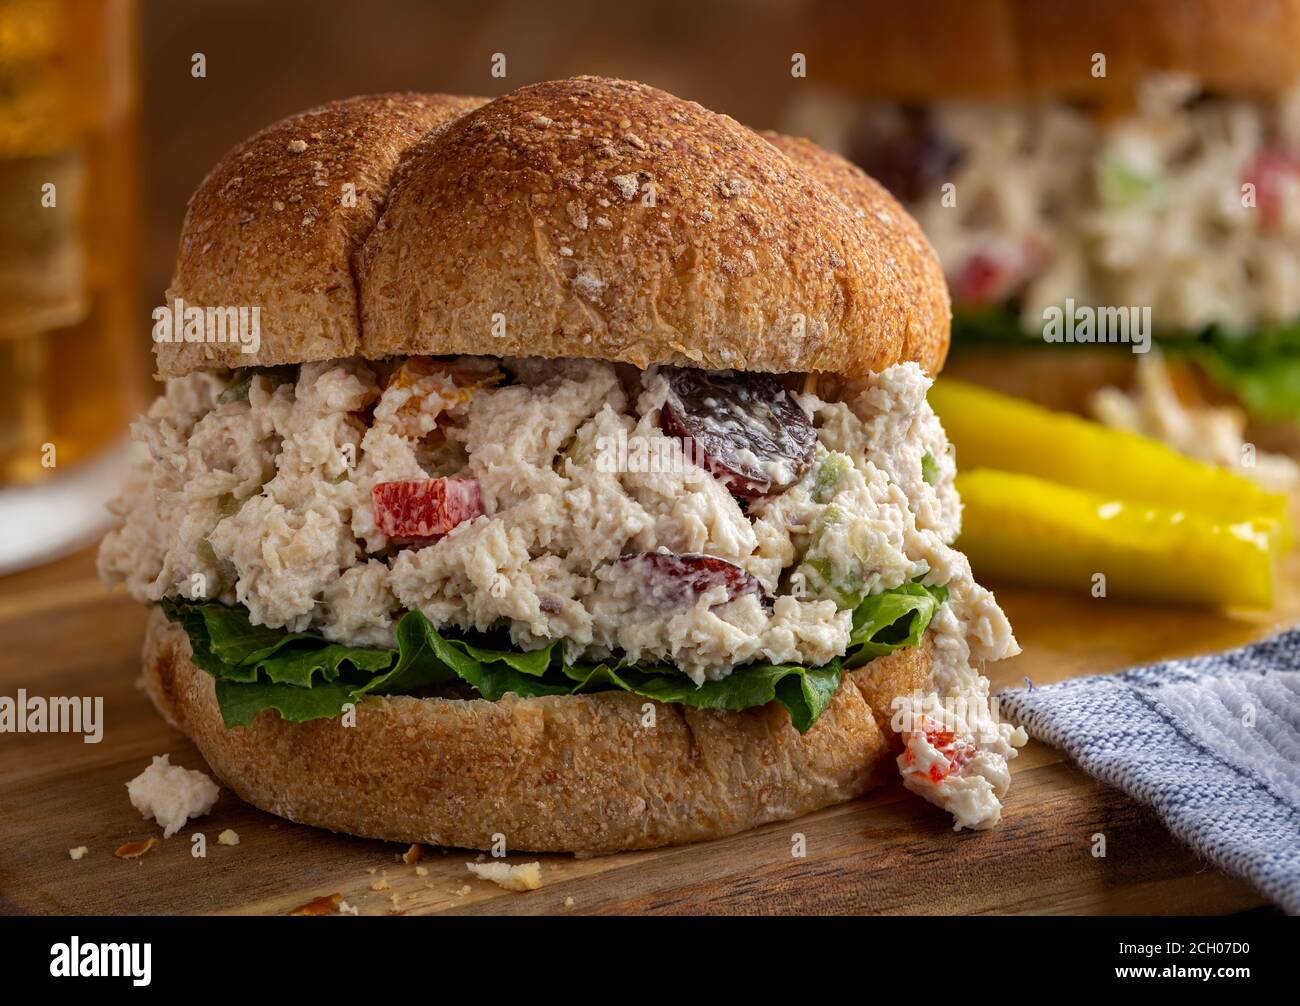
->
0;0;147;572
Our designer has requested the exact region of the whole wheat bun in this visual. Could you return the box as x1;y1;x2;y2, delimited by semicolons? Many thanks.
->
158;76;949;379
805;0;1300;101
142;608;934;853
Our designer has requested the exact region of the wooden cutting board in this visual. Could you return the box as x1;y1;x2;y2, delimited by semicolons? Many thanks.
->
1;545;1293;916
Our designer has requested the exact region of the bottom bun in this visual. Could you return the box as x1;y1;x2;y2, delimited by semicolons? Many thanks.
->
142;607;934;853
944;345;1138;416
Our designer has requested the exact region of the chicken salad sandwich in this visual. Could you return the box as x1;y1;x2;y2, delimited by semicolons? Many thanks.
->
99;76;1024;852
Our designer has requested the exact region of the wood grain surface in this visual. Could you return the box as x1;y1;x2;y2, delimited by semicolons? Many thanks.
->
0;546;1290;916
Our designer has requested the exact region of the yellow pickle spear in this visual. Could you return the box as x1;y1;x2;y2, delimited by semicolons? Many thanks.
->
930;378;1292;542
955;468;1277;609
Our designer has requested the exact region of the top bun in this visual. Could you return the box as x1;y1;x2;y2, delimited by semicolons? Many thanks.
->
760;131;948;379
805;0;1300;101
158;77;949;380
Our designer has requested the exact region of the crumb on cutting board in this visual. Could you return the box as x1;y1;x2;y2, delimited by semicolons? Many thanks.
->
289;893;342;916
466;860;544;892
217;829;239;846
126;754;219;838
114;837;158;859
68;846;88;861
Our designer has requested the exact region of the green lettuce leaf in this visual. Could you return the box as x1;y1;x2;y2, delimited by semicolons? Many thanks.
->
213;679;364;725
846;582;947;667
163;597;392;686
160;580;946;733
952;305;1300;421
951;304;1035;345
1173;322;1300;422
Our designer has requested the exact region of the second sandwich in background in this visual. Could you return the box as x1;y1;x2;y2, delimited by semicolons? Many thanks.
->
790;0;1300;485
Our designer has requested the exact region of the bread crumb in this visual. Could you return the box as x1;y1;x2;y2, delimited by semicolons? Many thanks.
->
457;885;472;896
401;843;423;865
338;899;360;916
68;846;88;861
217;829;239;846
114;837;158;859
371;876;391;892
126;755;219;838
286;139;308;153
289;893;341;916
466;861;544;892
415;866;429;877
564;896;575;908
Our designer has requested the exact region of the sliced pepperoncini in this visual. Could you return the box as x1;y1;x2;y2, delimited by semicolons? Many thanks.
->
955;468;1277;609
930;377;1293;547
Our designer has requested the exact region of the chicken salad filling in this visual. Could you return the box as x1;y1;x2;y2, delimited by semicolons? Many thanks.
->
799;76;1300;333
100;355;1025;829
789;76;1300;425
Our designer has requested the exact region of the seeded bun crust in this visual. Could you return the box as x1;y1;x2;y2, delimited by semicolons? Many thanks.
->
806;0;1300;101
761;131;948;375
142;608;934;853
157;76;950;380
160;92;486;377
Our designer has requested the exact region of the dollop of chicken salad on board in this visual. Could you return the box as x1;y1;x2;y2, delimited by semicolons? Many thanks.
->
99;355;1026;829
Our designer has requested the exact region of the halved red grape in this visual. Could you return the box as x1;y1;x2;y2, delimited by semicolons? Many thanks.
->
373;477;482;542
951;250;1021;306
848;109;960;205
1244;146;1300;227
615;552;765;609
659;367;815;497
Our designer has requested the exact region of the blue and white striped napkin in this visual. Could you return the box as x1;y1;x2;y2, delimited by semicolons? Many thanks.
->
998;631;1300;914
